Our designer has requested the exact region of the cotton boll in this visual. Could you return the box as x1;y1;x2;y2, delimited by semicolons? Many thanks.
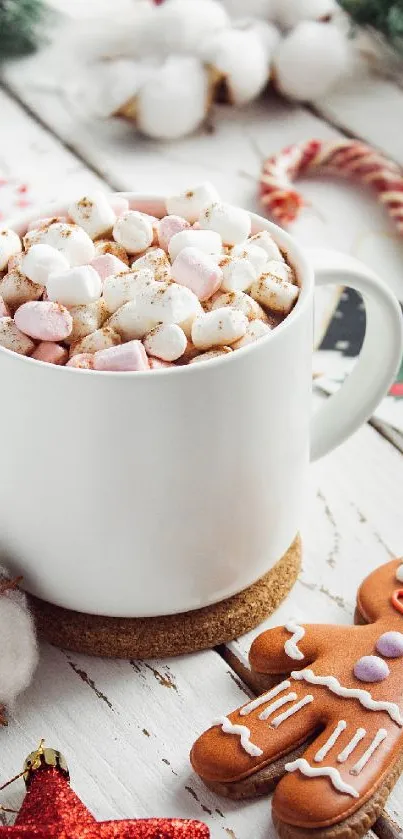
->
0;573;38;708
136;56;210;139
201;29;270;105
276;0;338;29
273;21;349;101
219;0;277;20
239;19;281;54
151;0;229;54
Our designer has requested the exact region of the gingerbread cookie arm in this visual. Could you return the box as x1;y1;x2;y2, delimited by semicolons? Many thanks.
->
249;623;337;675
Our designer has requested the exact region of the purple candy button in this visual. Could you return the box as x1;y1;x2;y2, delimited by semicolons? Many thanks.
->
353;655;390;683
376;631;403;658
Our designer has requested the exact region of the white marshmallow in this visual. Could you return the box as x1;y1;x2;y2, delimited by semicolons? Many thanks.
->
265;259;294;283
69;326;121;358
232;319;272;349
231;242;268;275
113;211;154;254
178;299;204;339
107;301;157;342
20;244;70;286
168;229;222;261
68;192;116;240
0;228;22;271
144;323;187;362
137;281;201;326
46;265;102;306
219;256;256;292
0;317;35;356
250;273;299;314
199;201;251;245
191;306;248;349
132;248;172;282
94;239;130;264
66;299;109;345
211;290;268;321
189;346;233;364
24;223;95;267
248;231;284;262
166;183;220;223
0;270;43;313
103;268;154;313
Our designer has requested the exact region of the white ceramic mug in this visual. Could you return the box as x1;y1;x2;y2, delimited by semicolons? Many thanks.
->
1;195;402;617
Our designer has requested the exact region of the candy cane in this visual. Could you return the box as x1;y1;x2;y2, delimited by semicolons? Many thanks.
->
260;139;403;234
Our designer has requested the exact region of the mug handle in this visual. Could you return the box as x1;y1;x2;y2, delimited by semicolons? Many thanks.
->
308;248;403;461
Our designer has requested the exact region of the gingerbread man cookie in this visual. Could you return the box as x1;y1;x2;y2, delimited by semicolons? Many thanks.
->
191;560;403;839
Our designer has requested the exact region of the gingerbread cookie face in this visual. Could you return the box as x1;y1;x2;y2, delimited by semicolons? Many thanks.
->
190;559;403;833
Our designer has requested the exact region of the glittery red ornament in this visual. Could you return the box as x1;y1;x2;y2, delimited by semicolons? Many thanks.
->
0;745;209;839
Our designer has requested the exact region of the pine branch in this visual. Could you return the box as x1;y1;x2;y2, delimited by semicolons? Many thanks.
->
0;0;46;60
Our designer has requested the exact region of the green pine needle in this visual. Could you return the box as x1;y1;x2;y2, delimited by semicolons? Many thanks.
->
338;0;403;45
0;0;46;60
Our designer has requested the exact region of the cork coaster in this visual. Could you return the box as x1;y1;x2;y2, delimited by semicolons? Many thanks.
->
29;536;301;659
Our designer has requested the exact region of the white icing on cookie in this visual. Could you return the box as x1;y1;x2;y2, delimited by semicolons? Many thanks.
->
285;758;359;798
240;680;291;716
291;669;403;726
396;563;403;583
258;693;297;721
271;695;314;728
314;720;347;763
284;620;305;661
337;728;366;763
350;729;387;775
213;716;263;757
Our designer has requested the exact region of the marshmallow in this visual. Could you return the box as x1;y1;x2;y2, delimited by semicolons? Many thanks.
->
94;340;149;372
136;281;201;327
24;223;95;267
191;307;248;349
265;259;294;283
231;242;268;275
94;239;130;265
148;357;173;370
189;346;233;364
20;244;70;286
144;323;187;362
107;301;157;342
199;202;251;245
232;319;272;349
0;317;35;356
168;229;222;261
171;247;222;301
90;254;129;283
46;265;102;307
166;183;220;223
132;248;172;282
178;298;204;339
108;196;129;217
211;290;268;321
219;255;256;292
66;353;95;369
250;272;299;315
66;299;109;345
27;216;67;231
31;342;69;365
113;211;154;254
157;215;190;251
68;192;116;240
7;253;23;272
248;231;284;262
103;268;154;313
14;301;73;342
0;296;10;319
0;228;22;271
0;270;43;313
69;326;121;357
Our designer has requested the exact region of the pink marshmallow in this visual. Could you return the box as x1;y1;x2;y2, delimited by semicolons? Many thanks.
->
27;215;67;231
31;342;69;365
66;353;94;369
157;215;190;252
171;247;222;302
148;357;173;369
108;196;129;217
0;295;10;319
90;254;129;283
14;301;73;342
94;340;149;371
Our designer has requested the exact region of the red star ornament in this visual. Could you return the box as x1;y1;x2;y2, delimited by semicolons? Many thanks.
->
0;744;209;839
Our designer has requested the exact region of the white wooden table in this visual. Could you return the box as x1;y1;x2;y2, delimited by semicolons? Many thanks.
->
1;20;403;838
